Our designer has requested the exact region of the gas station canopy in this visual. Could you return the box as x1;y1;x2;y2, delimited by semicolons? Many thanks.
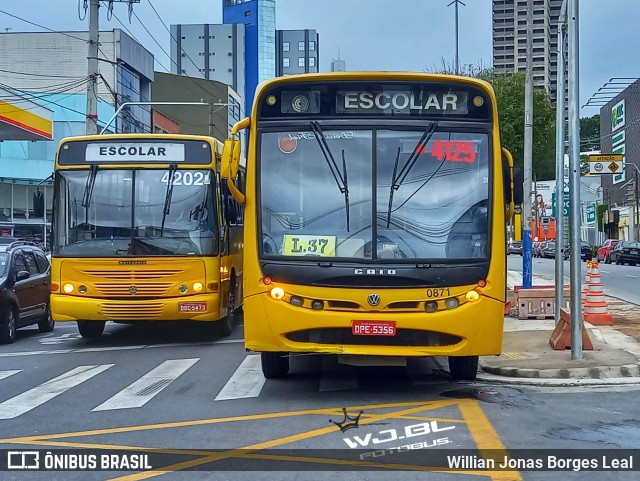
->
0;87;53;141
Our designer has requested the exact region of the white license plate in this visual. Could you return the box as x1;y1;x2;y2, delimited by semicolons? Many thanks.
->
178;302;207;312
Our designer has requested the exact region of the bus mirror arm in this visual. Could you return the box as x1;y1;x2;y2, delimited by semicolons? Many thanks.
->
502;147;516;221
227;178;245;205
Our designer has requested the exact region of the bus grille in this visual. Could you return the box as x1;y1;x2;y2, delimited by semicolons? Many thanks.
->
84;270;181;280
94;283;172;296
285;329;461;347
101;303;164;320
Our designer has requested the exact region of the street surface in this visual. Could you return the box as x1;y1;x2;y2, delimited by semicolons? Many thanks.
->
1;296;639;480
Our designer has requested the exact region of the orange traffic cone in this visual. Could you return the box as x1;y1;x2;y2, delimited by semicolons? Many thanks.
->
581;260;593;305
582;261;613;326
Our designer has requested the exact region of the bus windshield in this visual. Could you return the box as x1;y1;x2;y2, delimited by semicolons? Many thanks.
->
260;128;489;261
54;168;218;257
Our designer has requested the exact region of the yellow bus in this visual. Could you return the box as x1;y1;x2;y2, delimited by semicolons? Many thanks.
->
51;134;243;339
221;72;522;380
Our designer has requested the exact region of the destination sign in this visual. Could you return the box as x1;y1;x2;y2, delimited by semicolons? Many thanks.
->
86;143;185;162
337;91;469;115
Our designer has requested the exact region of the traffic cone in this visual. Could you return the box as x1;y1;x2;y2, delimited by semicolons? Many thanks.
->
582;261;613;326
581;260;593;305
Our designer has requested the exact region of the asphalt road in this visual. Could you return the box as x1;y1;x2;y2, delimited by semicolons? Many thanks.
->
1;312;640;480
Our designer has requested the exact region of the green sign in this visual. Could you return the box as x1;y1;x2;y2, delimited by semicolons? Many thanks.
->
586;202;596;223
552;192;570;217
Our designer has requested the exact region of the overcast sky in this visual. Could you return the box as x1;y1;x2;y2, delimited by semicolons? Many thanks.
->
1;0;639;116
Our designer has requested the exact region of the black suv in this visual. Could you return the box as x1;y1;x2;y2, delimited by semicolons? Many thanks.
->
0;241;53;343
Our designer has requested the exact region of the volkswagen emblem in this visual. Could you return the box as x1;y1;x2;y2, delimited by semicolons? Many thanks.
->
367;293;381;306
129;286;137;294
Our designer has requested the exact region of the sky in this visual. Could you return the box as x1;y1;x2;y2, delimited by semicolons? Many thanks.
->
1;0;639;116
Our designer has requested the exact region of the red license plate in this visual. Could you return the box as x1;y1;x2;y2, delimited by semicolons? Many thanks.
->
352;320;396;336
178;302;207;312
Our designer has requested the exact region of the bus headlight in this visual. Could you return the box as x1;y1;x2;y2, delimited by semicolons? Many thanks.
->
445;297;460;309
465;290;480;302
270;287;285;300
78;285;87;294
193;282;204;293
290;296;304;307
311;300;324;310
425;301;438;313
179;284;188;294
63;283;74;294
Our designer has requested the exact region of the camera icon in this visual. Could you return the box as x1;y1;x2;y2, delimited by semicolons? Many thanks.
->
7;451;40;470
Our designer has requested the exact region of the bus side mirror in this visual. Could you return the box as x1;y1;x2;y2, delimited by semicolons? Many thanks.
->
511;167;524;205
221;139;240;180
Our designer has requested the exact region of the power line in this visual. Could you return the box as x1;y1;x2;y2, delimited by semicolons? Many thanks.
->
0;8;89;43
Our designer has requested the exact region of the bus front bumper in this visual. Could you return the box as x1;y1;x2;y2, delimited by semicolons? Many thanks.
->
51;293;222;322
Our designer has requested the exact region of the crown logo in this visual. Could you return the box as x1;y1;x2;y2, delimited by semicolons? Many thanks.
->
329;408;363;432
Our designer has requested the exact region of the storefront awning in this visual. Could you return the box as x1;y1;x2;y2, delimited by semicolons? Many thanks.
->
0;87;54;141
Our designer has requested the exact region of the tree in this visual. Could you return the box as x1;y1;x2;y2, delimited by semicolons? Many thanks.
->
580;114;600;152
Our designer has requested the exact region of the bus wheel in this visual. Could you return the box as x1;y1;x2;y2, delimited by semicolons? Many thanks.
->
78;320;105;339
261;352;289;378
448;356;479;381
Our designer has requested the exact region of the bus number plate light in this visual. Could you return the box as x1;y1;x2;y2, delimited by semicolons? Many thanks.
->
352;320;396;336
178;302;207;312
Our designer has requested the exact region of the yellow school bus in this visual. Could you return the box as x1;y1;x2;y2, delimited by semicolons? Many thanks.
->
51;134;243;338
221;72;521;380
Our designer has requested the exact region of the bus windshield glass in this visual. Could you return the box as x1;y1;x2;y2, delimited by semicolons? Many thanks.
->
260;128;489;260
54;168;218;257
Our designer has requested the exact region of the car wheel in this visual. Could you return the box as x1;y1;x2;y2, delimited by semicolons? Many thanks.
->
37;304;55;333
0;305;17;344
261;352;290;378
448;355;479;381
605;255;611;264
616;256;621;265
77;320;106;339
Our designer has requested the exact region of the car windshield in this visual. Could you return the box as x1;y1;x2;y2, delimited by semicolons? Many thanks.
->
0;252;7;277
259;128;490;261
53;169;219;257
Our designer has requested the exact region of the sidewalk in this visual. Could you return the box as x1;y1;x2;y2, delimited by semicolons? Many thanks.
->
477;271;640;385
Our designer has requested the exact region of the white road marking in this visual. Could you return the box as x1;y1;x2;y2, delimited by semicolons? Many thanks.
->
93;359;199;411
0;370;21;381
319;356;358;392
214;355;266;401
625;275;638;278
0;364;114;419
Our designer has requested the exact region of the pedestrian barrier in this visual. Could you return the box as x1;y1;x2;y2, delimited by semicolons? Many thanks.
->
581;261;613;326
549;307;594;350
514;285;570;320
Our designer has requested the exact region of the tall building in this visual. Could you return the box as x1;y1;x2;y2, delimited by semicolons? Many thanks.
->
331;57;346;72
169;23;245;106
492;0;565;103
275;29;319;76
223;0;276;115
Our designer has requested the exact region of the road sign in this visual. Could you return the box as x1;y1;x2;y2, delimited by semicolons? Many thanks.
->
551;192;570;217
589;153;624;175
586;202;596;223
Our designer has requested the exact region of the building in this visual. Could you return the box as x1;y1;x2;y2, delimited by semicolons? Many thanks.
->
276;29;319;76
0;29;153;245
169;23;246;107
331;57;346;72
599;79;640;241
223;0;276;115
492;0;565;103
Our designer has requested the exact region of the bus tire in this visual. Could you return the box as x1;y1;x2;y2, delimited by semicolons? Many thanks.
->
261;352;289;378
78;320;105;339
0;305;17;344
448;355;479;381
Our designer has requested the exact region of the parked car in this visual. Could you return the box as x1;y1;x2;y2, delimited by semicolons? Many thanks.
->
0;241;53;344
596;239;619;264
508;241;523;255
563;241;593;261
609;241;640;266
539;241;557;259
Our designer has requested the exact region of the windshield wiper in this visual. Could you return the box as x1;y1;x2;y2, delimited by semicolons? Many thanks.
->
81;164;99;225
386;122;437;227
160;163;178;237
310;121;350;231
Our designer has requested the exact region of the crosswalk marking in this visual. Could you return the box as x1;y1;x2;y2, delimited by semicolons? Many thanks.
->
92;359;199;411
319;356;358;392
0;370;21;381
0;364;114;420
214;354;265;401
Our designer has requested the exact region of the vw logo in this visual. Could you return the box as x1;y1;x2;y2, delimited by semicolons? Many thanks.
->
367;293;381;306
129;286;137;294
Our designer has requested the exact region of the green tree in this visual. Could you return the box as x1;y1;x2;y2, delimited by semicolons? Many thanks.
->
580;114;601;152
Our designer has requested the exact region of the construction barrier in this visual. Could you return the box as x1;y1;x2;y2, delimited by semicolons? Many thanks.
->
514;285;570;320
582;261;613;326
550;308;594;350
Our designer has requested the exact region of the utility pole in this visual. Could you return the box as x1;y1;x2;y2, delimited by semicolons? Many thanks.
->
568;0;582;360
447;0;465;75
554;0;568;324
522;0;534;288
86;0;100;135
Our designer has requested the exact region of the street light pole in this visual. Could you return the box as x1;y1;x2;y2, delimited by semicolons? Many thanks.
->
447;0;465;75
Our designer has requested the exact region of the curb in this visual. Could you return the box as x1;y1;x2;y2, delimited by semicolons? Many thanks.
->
478;362;640;385
475;372;640;387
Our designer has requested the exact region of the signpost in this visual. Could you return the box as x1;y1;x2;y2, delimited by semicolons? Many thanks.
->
589;153;624;175
586;202;596;223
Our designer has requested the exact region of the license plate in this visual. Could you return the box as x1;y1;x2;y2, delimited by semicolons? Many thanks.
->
352;320;396;336
631;250;639;255
178;302;207;312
